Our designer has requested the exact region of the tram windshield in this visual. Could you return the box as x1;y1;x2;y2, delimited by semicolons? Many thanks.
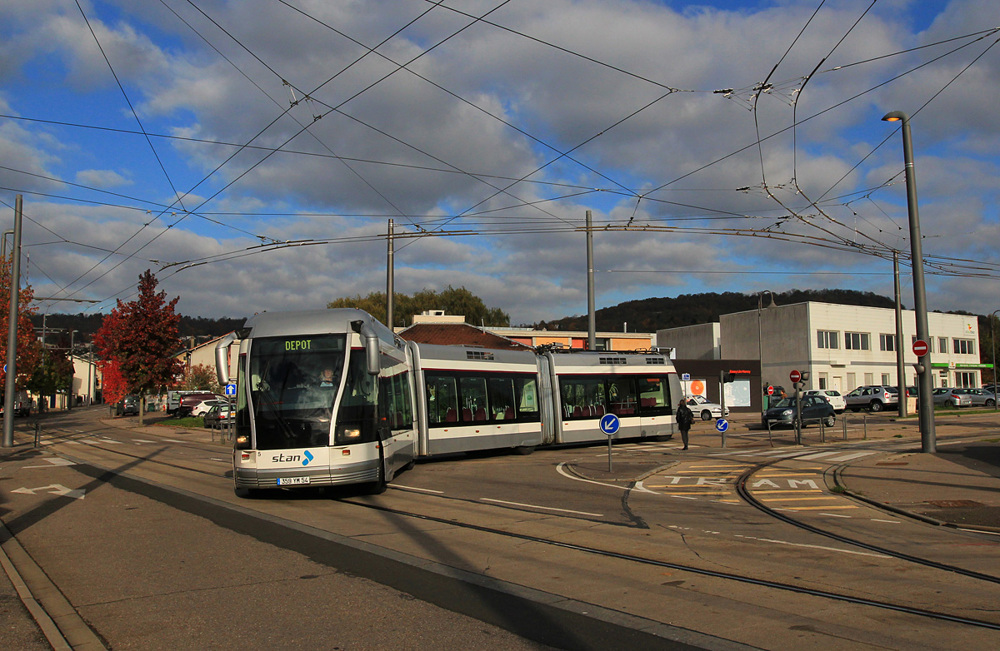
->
248;334;347;450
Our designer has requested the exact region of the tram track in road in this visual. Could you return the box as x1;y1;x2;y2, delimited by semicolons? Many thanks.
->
339;495;1000;631
735;460;1000;586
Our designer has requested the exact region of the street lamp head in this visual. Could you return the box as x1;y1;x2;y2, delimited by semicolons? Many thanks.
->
882;110;907;123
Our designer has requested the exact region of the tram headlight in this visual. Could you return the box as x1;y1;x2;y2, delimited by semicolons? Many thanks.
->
335;424;362;445
234;433;251;449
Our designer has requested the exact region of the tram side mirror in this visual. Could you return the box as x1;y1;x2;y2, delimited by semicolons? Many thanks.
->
353;319;381;376
365;334;380;376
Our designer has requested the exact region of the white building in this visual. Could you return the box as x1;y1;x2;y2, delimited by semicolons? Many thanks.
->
659;301;985;393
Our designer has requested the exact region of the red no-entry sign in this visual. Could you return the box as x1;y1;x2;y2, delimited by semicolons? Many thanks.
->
767;385;775;396
913;339;929;357
789;369;801;383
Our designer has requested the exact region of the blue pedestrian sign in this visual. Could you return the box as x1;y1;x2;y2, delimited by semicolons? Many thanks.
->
681;373;691;381
715;419;729;433
225;383;237;396
599;413;620;435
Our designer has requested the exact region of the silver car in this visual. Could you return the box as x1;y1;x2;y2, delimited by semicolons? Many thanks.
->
952;388;996;407
932;388;972;408
844;385;899;412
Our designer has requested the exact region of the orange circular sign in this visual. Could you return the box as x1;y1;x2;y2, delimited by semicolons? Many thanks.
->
690;379;704;395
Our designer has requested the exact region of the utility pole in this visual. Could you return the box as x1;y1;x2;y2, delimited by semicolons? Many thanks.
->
586;210;596;351
3;195;23;448
386;219;394;330
894;252;906;418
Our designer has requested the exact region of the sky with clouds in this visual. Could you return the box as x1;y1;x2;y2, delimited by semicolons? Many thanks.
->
1;0;998;326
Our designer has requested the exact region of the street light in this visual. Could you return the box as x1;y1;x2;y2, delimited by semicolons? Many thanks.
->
882;110;936;452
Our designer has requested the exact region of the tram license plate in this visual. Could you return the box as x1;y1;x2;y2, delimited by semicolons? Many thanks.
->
277;476;310;486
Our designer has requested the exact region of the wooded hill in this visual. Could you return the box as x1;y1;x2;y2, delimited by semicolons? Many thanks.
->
536;289;898;332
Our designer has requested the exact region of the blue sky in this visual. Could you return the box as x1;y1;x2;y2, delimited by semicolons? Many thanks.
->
1;0;998;325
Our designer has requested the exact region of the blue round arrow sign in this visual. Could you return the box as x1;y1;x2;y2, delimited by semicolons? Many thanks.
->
600;413;620;435
715;419;729;433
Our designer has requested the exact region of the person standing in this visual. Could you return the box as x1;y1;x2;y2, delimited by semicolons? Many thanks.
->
676;398;694;450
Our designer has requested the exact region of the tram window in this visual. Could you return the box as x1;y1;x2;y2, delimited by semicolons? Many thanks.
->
459;377;489;422
515;377;539;418
379;370;412;430
426;375;458;425
488;377;516;420
607;377;638;416
637;376;670;414
560;376;606;420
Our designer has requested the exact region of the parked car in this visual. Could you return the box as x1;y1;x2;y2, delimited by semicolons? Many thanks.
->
762;395;836;429
191;398;223;417
955;388;995;407
932;387;971;408
686;394;729;421
803;389;846;413
844;386;899;412
203;403;233;429
176;392;217;417
0;390;33;417
115;394;140;416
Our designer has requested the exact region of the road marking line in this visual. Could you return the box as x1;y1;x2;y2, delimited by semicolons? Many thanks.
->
783;505;858;510
752;489;823;494
758;497;841;502
871;518;901;524
392;485;444;494
821;513;853;518
133;439;156;443
734;534;890;558
824;451;879;461
480;498;603;517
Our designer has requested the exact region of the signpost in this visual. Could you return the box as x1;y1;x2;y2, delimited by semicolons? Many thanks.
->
224;383;237;442
716;418;729;447
789;369;801;383
600;413;620;471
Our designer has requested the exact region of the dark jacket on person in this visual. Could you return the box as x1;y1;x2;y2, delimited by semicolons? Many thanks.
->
676;403;694;430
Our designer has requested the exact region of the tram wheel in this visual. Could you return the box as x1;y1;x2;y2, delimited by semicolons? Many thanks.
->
514;445;536;455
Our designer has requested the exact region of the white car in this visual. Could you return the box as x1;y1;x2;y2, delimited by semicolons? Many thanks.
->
191;399;223;417
686;394;729;421
803;390;846;413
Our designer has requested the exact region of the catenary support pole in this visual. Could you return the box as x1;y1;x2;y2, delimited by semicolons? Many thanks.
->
3;195;23;448
586;210;596;350
386;218;394;330
894;252;906;418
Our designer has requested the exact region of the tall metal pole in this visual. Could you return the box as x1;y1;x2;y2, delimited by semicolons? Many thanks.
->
893;252;906;418
586;210;596;351
386;218;394;330
3;195;23;447
883;111;935;452
991;309;999;412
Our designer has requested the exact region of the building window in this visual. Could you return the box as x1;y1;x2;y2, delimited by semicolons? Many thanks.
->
817;330;839;349
845;332;870;351
956;371;976;388
879;334;895;352
953;338;975;355
881;373;891;385
939;337;948;353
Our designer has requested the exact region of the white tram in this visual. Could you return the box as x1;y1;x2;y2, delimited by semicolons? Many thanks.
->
216;309;682;497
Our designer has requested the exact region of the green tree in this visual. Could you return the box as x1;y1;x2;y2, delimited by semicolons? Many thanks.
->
328;286;509;328
27;348;74;409
93;270;183;425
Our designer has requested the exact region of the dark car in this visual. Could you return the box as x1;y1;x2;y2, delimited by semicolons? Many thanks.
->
115;395;140;416
762;395;836;429
177;392;217;417
203;403;233;429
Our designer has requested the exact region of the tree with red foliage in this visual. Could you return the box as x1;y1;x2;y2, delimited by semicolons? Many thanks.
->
94;270;183;424
0;256;43;393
